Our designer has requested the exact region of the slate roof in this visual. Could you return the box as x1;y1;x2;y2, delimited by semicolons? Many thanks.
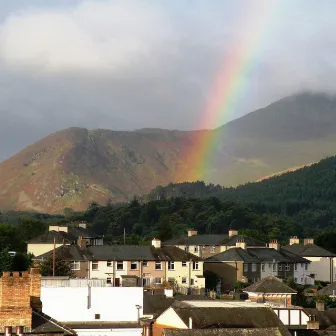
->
225;235;267;247
248;248;292;263
33;244;92;260
283;244;336;257
172;307;290;335
27;226;101;244
205;248;259;263
319;282;336;296
143;294;175;317
27;230;74;244
163;234;229;246
87;245;202;261
279;248;310;263
243;276;297;294
163;328;285;336
32;309;76;335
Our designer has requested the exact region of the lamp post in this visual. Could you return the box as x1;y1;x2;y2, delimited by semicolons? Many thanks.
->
135;304;142;325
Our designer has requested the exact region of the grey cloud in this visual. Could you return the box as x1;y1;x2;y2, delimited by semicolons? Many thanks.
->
0;0;336;159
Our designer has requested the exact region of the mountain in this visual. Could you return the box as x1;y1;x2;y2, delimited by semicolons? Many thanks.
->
2;92;336;213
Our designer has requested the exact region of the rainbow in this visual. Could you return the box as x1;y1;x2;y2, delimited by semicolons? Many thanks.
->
182;0;278;182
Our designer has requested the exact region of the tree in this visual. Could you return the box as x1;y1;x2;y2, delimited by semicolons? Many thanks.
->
157;215;173;241
0;248;13;273
11;253;33;272
40;255;74;277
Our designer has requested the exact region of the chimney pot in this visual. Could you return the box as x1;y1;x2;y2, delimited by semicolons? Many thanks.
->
16;326;24;336
5;326;12;336
2;272;10;278
229;229;238;237
152;238;161;248
187;229;197;237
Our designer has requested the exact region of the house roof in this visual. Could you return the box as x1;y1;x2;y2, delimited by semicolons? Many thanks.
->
163;328;286;336
205;248;259;263
163;234;266;248
171;307;290;335
248;248;292;263
87;245;202;262
283;244;336;257
63;322;140;329
225;235;266;247
32;309;76;335
27;226;101;244
143;294;175;318
304;308;336;329
319;282;336;296
27;230;74;244
243;276;297;294
33;244;92;260
279;248;311;263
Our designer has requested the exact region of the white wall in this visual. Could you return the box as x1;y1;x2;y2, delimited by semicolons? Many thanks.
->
304;257;334;282
294;263;314;285
261;263;278;278
89;261;128;280
41;287;143;322
74;328;141;336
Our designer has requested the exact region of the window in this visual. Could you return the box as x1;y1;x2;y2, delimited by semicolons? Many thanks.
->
194;246;199;253
182;262;187;267
92;261;99;270
155;262;162;270
107;261;113;267
285;264;290;271
279;264;282;271
182;277;187;284
272;263;276;272
190;279;195;286
143;261;148;267
211;246;216;253
294;264;297;271
305;264;308;270
252;263;257;272
261;263;265;272
72;261;80;271
168;261;175;270
131;262;138;270
95;314;100;320
294;278;297;283
268;263;272;268
107;278;112;284
184;246;188;252
155;277;162;284
244;264;248;272
193;261;199;270
117;261;124;270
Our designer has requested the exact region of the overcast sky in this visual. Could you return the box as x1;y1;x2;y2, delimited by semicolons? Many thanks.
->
0;0;336;159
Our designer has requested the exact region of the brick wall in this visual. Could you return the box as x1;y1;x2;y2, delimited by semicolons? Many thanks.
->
0;268;42;331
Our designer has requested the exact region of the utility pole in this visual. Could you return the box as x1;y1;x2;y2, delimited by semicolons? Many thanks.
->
53;237;56;277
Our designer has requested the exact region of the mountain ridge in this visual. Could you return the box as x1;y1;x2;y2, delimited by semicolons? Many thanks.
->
1;92;336;213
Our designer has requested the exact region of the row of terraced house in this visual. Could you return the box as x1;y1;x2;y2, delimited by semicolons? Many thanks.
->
27;224;336;291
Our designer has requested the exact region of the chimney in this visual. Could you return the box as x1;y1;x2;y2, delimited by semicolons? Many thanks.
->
229;229;238;237
48;225;68;233
307;315;319;330
304;238;314;246
187;229;197;237
143;322;153;336
236;238;247;250
189;317;193;329
316;300;325;312
289;236;299;246
77;236;86;248
269;240;280;251
152;238;161;248
4;327;12;336
78;222;87;230
15;326;24;336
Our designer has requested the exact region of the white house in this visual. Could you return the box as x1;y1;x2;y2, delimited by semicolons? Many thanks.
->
40;284;143;336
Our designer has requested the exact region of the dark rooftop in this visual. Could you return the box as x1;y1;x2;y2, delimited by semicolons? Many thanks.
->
205;247;259;263
283;244;336;257
143;294;174;318
33;244;92;260
32;309;76;335
243;276;297;294
163;328;286;336
319;282;336;296
172;307;290;335
248;248;292;263
225;235;266;247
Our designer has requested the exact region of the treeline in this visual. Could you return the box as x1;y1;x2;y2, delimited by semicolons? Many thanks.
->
67;197;307;245
146;156;336;230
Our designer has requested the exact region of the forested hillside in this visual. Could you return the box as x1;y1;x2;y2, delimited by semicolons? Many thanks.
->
146;156;336;230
